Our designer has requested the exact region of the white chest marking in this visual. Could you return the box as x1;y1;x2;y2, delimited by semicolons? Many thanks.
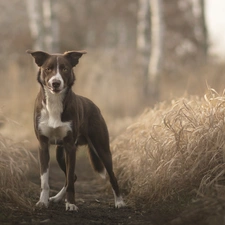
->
38;87;71;143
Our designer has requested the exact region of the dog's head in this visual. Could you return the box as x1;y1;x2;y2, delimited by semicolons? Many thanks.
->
27;50;86;94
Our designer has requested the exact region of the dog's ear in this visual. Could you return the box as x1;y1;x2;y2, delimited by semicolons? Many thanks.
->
26;50;50;67
64;50;87;67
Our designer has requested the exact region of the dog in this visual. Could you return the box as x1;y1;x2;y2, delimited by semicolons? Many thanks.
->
27;49;125;211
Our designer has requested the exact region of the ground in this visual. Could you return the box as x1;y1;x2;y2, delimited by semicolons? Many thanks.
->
0;150;156;225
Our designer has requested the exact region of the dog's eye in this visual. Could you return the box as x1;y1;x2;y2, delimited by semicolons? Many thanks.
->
45;67;52;72
63;68;68;72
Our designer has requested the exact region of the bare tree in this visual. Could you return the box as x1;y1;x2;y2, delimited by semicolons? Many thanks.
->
192;0;208;62
200;0;208;60
137;0;150;95
26;0;44;50
148;0;164;101
137;0;164;102
26;0;59;52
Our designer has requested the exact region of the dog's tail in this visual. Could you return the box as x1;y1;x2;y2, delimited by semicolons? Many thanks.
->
87;138;106;179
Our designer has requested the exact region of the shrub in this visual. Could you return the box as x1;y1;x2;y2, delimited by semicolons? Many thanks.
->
0;134;36;211
112;90;225;207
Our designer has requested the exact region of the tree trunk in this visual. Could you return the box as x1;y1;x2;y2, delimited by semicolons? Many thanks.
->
51;1;60;52
192;0;208;62
26;0;44;50
148;0;164;101
42;0;59;52
136;0;150;96
200;0;208;61
26;0;59;52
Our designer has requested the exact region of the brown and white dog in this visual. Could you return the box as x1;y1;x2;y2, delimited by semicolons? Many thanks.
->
27;50;125;211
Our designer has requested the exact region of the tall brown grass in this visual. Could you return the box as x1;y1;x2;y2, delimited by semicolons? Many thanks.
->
111;89;225;207
167;186;225;225
0;131;37;211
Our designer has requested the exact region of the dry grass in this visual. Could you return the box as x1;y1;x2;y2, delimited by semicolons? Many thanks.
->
166;184;225;225
0;130;37;211
112;89;225;208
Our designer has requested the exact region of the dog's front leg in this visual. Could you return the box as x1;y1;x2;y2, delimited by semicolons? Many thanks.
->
36;135;50;208
63;133;78;211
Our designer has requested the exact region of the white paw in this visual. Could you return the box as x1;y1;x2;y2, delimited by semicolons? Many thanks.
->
115;197;126;208
36;200;49;208
65;202;79;211
37;188;49;208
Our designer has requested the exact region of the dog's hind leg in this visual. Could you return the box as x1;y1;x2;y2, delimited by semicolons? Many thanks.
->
87;136;125;208
56;145;78;181
88;143;106;179
49;145;77;203
56;145;66;174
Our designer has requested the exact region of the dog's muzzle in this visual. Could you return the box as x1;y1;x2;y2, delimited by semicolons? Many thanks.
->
48;79;64;93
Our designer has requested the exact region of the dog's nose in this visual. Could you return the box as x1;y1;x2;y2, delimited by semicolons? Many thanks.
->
52;80;61;88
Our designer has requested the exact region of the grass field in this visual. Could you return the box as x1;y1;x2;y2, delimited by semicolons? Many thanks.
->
110;89;225;222
2;90;225;223
0;132;37;212
1;55;225;223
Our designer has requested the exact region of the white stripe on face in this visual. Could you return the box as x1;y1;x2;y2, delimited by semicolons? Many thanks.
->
48;57;64;92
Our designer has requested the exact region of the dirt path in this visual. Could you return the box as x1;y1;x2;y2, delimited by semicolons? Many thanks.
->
4;151;156;225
